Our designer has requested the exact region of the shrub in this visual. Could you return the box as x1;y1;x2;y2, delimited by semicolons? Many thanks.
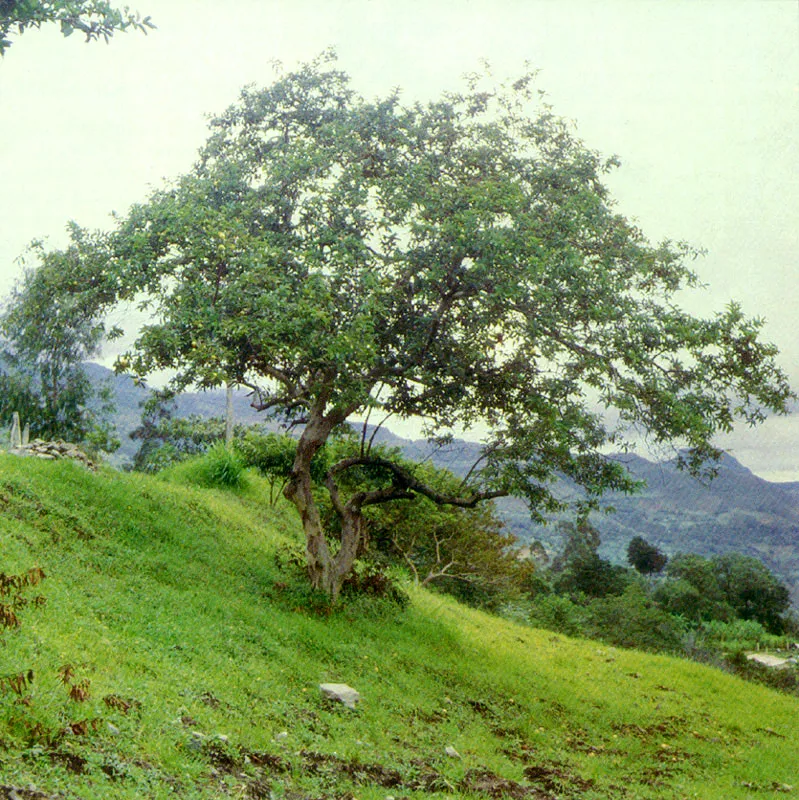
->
527;594;587;637
699;618;773;650
187;444;247;490
587;584;684;653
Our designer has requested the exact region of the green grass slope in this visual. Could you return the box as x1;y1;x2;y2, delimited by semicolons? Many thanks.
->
0;454;797;799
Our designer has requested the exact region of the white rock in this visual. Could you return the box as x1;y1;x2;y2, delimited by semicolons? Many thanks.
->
445;745;461;759
319;683;360;709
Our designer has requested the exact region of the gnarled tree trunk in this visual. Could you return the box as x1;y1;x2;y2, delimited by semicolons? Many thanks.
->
282;409;367;603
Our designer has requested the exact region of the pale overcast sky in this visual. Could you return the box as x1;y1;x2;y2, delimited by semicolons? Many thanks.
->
1;0;797;478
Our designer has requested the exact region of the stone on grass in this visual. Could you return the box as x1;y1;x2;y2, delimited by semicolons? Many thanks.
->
319;683;360;709
188;731;206;751
445;745;461;759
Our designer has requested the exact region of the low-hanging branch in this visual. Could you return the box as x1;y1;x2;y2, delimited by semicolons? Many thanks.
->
328;455;507;512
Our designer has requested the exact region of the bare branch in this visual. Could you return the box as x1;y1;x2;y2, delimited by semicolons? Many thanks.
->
366;410;394;455
329;455;507;510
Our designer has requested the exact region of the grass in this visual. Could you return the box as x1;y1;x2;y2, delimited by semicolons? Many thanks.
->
0;452;798;798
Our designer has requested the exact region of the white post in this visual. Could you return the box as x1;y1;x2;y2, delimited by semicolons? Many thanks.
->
225;384;234;447
10;412;22;448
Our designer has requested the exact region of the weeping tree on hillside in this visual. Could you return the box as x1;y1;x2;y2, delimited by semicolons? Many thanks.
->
36;53;791;600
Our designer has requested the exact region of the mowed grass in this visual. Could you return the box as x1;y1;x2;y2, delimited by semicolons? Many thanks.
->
0;452;797;799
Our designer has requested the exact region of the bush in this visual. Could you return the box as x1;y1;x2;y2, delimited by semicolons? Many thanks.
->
341;563;410;610
187;444;247;491
527;594;587;637
587;585;684;653
235;431;298;505
698;618;774;650
653;577;735;625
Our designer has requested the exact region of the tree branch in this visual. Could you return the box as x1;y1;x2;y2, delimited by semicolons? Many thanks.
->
328;455;507;511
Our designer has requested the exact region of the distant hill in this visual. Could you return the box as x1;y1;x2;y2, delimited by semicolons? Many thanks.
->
83;362;269;465
90;363;799;600
395;437;799;603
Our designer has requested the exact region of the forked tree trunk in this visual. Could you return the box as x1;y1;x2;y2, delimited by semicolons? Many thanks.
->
282;413;365;603
284;472;367;602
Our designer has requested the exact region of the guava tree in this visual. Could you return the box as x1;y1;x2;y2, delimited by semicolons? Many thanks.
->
57;54;790;600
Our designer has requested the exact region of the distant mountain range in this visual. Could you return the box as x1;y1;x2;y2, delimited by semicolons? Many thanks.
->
88;363;799;602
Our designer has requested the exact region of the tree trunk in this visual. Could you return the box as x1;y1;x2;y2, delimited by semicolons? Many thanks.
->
283;414;339;599
282;412;368;603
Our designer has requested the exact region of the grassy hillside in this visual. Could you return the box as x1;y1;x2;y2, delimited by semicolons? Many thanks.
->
0;454;797;799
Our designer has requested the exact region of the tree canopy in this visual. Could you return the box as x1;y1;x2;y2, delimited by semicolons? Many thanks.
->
0;235;118;450
0;0;153;54
627;535;668;576
36;53;792;599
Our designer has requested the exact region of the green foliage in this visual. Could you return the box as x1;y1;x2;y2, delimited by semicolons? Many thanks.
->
0;242;118;452
129;390;273;475
699;618;773;650
362;457;524;608
127;389;180;471
712;552;791;634
665;553;731;618
0;0;154;53
626;535;668;575
235;430;294;505
653;576;735;625
586;584;685;653
526;593;587;637
551;520;631;599
132;412;228;471
665;552;790;634
234;426;330;490
186;443;247;491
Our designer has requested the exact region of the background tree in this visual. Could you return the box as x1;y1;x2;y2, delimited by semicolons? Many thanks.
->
711;553;790;634
43;54;792;600
235;430;305;506
627;535;668;576
551;520;630;599
660;552;790;631
0;0;153;54
0;235;118;452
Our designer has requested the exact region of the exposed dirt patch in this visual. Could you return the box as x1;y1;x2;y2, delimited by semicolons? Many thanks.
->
524;763;595;794
199;690;221;709
48;750;88;775
0;787;60;800
300;750;403;788
193;739;602;800
611;716;688;740
461;768;553;799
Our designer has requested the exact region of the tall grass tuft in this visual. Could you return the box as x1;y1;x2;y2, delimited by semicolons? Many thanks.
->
188;443;248;490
